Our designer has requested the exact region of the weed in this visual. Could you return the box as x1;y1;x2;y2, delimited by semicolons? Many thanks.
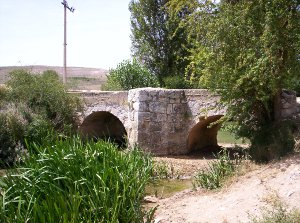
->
152;160;183;179
249;192;300;223
193;149;237;189
152;161;172;179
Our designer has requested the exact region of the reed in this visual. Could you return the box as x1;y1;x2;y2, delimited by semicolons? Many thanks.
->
0;136;153;222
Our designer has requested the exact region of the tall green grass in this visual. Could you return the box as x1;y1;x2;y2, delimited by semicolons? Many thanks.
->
0;137;153;222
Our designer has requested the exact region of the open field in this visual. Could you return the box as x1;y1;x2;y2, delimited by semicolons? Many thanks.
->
0;65;108;90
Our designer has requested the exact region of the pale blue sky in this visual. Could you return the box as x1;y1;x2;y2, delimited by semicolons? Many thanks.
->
0;0;132;69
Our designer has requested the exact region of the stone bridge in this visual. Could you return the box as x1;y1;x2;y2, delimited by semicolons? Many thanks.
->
73;88;300;155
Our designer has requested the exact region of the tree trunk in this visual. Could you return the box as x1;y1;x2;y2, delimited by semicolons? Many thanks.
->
273;89;282;122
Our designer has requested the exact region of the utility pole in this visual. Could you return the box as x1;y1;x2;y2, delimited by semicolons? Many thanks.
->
61;0;75;84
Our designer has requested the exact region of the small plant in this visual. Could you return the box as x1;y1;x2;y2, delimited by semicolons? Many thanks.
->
152;161;173;179
193;149;235;189
249;193;300;223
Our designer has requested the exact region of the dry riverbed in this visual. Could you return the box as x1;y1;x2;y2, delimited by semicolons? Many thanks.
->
149;153;300;223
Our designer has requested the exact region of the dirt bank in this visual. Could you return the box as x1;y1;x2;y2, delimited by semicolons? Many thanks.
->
152;153;300;223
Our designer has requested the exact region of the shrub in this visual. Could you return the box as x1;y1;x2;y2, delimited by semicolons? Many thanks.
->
0;137;154;222
0;103;30;166
0;85;8;107
24;118;56;147
6;69;81;131
0;69;81;166
249;121;295;163
163;75;191;89
102;59;159;90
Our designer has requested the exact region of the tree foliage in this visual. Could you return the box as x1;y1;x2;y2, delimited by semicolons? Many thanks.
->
102;59;159;90
168;0;300;161
129;0;192;86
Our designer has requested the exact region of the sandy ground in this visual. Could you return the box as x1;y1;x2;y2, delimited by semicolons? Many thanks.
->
152;153;300;223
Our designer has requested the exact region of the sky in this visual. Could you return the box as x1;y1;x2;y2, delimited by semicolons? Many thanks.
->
0;0;132;70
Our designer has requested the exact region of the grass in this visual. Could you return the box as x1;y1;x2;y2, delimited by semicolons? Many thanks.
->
0;137;153;222
249;192;300;223
193;149;250;190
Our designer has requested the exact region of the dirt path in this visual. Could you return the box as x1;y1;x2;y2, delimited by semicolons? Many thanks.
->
152;154;300;223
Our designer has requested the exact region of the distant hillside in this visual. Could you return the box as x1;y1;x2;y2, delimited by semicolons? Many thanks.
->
0;65;108;90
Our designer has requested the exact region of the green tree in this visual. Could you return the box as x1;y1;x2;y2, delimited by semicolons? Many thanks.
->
102;59;159;90
169;0;300;161
129;0;192;86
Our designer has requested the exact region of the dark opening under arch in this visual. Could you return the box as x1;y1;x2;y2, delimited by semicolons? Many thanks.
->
187;115;223;153
79;111;127;148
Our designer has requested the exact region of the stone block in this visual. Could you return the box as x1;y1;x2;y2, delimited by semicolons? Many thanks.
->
149;102;167;114
141;120;150;129
138;91;151;102
131;101;149;112
137;132;150;144
150;122;162;131
170;98;180;104
173;104;186;114
138;112;151;121
151;131;162;143
282;108;296;118
156;114;167;122
149;112;157;121
167;104;173;115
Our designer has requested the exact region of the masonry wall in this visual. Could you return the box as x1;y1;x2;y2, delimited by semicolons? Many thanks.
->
78;88;300;155
127;88;224;154
75;90;130;129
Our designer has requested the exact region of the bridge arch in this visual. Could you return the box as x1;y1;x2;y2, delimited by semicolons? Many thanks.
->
78;111;127;148
187;115;223;153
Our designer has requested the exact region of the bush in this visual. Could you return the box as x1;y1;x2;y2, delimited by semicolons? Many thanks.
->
0;69;81;166
6;69;81;131
0;85;8;107
0;137;153;222
162;75;192;89
0;103;30;166
102;59;159;90
249;122;295;163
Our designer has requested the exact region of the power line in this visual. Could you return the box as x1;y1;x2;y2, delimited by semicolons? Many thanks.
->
61;0;75;84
